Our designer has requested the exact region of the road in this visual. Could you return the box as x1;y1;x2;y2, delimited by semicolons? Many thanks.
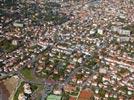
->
41;84;54;100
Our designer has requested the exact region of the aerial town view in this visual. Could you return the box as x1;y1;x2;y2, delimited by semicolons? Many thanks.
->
0;0;134;100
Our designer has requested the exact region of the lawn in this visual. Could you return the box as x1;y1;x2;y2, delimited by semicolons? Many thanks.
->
47;94;62;100
20;68;34;80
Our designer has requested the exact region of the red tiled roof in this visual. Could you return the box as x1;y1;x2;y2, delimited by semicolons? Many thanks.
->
69;96;76;100
78;89;93;100
64;84;76;93
130;96;134;100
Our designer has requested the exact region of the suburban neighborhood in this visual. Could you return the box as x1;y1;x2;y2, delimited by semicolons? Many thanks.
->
0;0;134;100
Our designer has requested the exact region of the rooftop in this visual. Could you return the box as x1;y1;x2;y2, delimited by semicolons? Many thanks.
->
78;89;93;100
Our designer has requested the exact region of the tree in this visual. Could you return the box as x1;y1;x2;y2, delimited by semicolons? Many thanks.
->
99;88;106;97
62;92;69;100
